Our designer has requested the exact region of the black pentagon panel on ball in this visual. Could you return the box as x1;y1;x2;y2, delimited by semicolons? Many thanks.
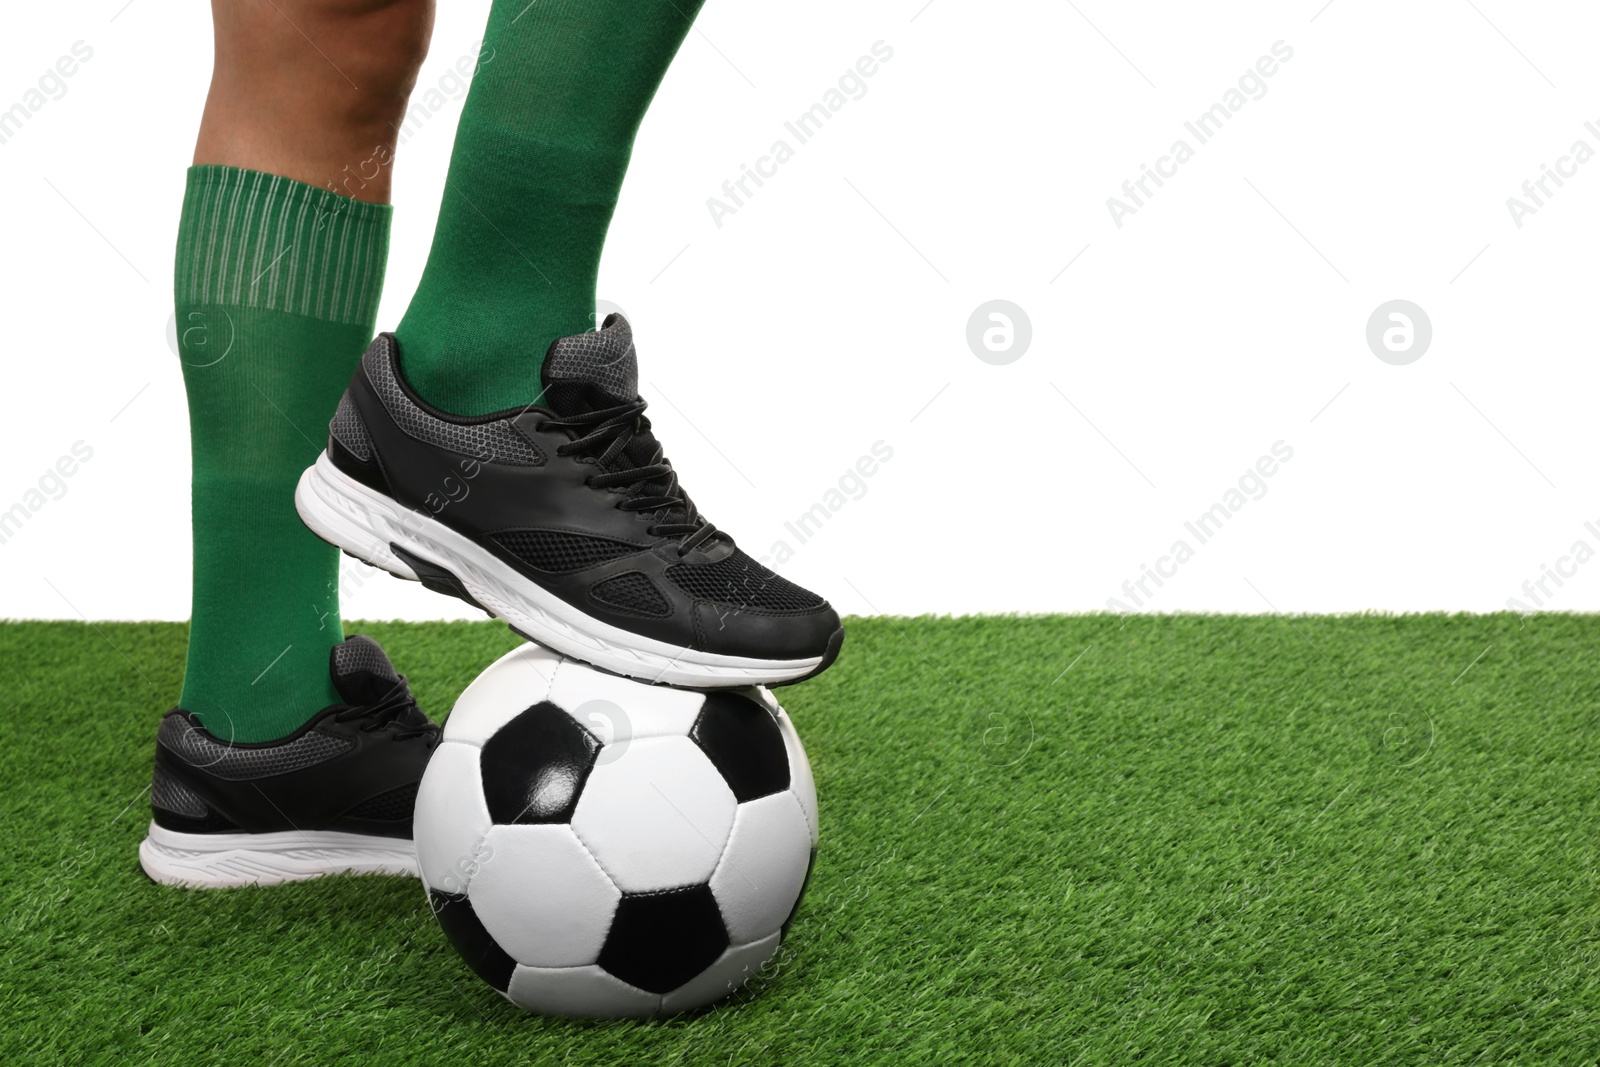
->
689;692;790;803
429;890;517;993
597;884;730;995
479;701;601;824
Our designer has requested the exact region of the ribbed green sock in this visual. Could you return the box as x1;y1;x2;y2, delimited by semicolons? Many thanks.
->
174;165;391;742
395;0;705;416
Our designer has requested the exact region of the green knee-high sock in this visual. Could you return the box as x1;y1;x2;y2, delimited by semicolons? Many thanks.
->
174;165;391;742
395;0;705;416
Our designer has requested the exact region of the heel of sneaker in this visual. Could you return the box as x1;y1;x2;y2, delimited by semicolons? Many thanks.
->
139;822;418;889
294;453;419;581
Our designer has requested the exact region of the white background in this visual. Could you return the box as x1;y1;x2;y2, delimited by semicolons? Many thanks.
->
4;0;1600;621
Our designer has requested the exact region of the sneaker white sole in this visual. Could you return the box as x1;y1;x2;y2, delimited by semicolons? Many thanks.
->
139;822;418;889
294;452;825;687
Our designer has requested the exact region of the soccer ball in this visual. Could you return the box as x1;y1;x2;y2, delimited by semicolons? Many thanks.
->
414;642;819;1017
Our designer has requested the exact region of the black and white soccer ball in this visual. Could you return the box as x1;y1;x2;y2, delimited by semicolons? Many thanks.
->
415;643;819;1017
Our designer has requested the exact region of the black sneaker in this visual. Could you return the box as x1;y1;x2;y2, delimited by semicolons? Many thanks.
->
294;314;844;688
139;635;439;888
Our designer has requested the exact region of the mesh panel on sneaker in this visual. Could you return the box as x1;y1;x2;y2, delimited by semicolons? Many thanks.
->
331;633;404;706
591;571;672;618
665;550;826;612
363;334;546;465
158;715;353;780
332;634;399;686
329;391;373;460
489;529;645;574
151;764;209;817
543;314;639;401
343;781;419;822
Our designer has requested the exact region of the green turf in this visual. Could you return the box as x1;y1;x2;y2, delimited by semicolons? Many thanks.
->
3;615;1599;1065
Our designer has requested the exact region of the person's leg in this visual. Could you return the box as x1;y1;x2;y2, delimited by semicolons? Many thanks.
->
144;0;445;888
394;0;705;415
176;0;433;742
294;0;843;688
195;0;432;203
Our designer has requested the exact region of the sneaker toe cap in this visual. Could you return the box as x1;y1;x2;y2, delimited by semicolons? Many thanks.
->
691;599;842;663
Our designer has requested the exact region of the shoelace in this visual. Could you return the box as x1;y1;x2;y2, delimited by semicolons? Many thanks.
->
539;399;720;556
334;676;437;742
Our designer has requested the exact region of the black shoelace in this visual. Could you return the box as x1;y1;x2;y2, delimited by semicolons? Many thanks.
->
334;677;437;742
539;399;720;556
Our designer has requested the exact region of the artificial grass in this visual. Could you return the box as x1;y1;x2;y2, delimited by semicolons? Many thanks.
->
2;614;1599;1065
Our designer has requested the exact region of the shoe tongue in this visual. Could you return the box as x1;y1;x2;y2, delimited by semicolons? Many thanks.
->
539;314;712;540
329;634;401;706
541;313;639;413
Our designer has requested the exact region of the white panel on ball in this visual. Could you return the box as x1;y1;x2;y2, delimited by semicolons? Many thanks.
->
571;736;736;892
413;740;494;892
546;659;705;741
708;792;812;944
470;824;621;968
441;643;563;746
775;707;819;847
659;932;781;1014
506;964;661;1019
